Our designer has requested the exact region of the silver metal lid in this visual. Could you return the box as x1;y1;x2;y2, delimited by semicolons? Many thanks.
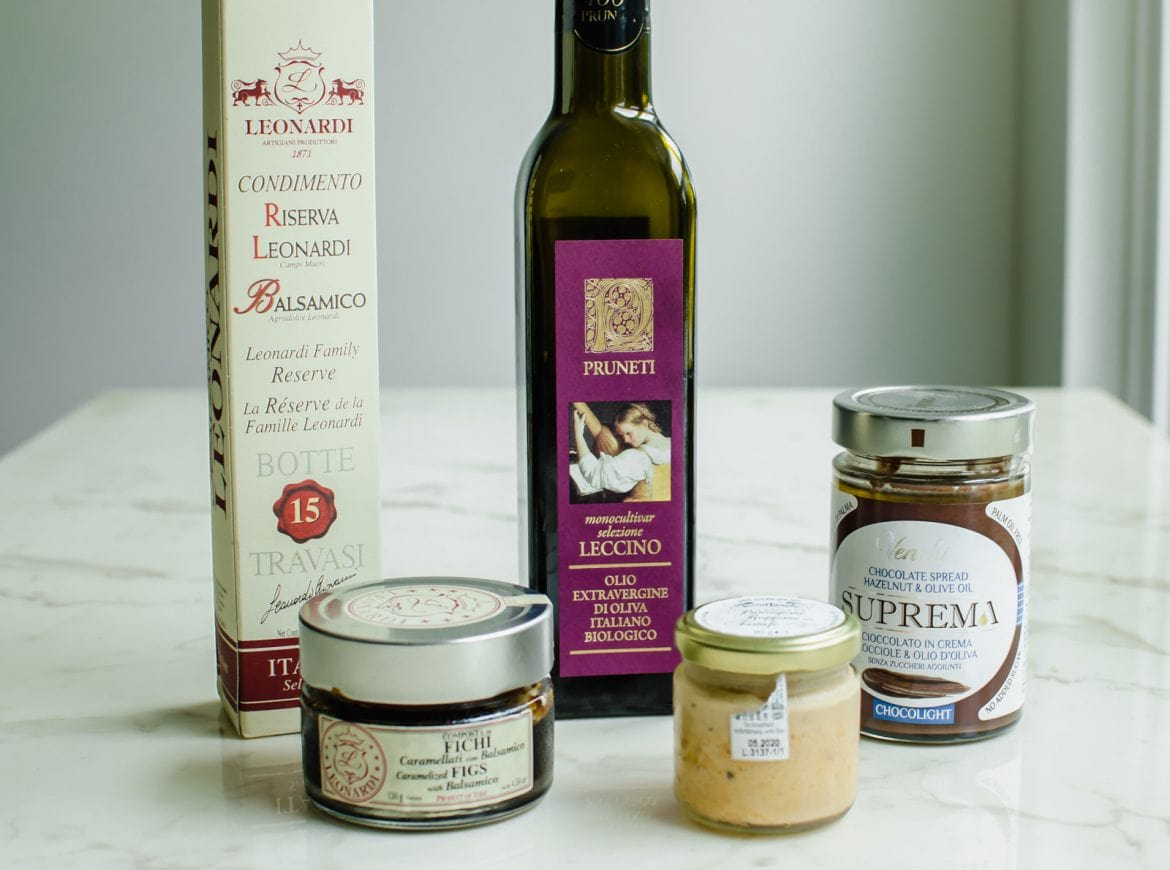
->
299;577;553;706
832;386;1035;460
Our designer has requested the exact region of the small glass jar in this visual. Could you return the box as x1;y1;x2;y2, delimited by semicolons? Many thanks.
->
673;596;861;833
299;578;554;830
830;386;1035;743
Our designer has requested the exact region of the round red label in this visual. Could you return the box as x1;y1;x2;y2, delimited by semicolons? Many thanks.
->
272;479;338;543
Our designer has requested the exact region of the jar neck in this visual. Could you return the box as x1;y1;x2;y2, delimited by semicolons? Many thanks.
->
682;661;852;698
835;451;1029;482
554;1;653;115
302;677;552;720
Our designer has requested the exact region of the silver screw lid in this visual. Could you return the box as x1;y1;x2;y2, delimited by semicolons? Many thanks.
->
832;386;1035;460
299;577;553;706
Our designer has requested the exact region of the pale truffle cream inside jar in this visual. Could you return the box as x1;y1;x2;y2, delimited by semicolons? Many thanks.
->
673;596;861;833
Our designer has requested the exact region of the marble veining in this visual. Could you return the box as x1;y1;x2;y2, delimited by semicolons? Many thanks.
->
0;388;1168;868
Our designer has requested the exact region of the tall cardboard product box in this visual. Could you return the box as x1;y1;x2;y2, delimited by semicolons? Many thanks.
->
202;0;381;737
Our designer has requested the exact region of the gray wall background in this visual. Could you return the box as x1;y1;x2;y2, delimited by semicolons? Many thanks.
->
1;0;1039;454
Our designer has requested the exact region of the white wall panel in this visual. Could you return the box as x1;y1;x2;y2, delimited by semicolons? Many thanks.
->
0;0;1024;453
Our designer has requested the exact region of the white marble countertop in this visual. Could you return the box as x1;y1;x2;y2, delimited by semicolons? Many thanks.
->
1;388;1168;868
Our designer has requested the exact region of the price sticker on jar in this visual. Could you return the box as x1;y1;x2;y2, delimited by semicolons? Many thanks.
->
730;674;790;761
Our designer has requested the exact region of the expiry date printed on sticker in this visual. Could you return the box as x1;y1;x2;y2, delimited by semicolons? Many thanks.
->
730;673;789;761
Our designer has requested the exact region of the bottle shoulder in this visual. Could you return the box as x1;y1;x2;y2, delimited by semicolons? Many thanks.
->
518;111;695;208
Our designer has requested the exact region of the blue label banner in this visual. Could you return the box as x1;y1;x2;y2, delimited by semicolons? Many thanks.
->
873;701;956;725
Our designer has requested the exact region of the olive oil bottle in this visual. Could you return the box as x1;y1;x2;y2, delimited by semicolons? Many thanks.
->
515;0;696;717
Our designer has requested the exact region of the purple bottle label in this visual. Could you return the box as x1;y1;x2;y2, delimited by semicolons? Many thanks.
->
554;239;685;678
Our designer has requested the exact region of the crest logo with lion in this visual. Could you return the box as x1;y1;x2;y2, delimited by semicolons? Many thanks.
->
231;41;366;113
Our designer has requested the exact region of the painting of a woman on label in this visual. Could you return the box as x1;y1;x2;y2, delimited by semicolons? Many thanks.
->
569;400;671;504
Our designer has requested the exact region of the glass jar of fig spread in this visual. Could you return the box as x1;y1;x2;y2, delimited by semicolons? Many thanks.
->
299;577;554;829
830;386;1034;743
673;596;861;833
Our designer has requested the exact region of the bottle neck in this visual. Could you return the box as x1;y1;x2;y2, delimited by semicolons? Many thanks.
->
554;1;653;115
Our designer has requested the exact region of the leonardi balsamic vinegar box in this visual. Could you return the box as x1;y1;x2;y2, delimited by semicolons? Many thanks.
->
202;0;381;737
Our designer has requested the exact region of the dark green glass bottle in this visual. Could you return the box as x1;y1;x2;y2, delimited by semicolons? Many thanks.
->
515;0;696;718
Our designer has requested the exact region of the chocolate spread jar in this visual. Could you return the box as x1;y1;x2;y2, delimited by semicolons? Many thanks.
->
830;386;1034;743
299;578;554;828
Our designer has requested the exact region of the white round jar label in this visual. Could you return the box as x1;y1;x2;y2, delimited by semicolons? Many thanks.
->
346;584;505;629
695;595;846;639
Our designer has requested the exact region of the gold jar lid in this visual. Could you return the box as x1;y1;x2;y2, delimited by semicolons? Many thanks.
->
676;596;860;675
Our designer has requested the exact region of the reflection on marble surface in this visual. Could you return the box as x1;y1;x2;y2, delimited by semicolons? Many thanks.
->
218;723;308;827
0;388;1167;868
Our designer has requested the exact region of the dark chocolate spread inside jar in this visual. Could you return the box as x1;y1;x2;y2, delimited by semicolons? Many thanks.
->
830;386;1035;743
299;578;554;828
